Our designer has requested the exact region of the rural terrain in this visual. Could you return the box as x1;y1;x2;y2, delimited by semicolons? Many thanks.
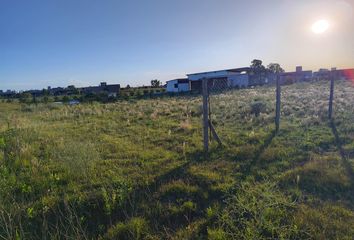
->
1;79;354;239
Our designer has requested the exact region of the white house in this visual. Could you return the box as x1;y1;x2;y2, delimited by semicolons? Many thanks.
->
166;79;190;93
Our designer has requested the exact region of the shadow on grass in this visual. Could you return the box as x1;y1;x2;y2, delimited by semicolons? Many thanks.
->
329;120;354;186
245;129;277;176
118;150;218;235
123;150;208;206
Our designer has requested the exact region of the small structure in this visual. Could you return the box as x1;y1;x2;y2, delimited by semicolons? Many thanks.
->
166;79;190;93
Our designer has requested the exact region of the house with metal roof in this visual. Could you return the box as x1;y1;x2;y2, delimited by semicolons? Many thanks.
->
187;67;251;92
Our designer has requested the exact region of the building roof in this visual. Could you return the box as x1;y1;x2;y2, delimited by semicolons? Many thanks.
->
166;78;189;83
187;67;250;76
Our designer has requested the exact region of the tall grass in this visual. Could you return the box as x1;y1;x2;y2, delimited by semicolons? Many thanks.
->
0;80;353;239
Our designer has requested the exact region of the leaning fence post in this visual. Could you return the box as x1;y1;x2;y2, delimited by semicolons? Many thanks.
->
328;70;335;120
202;78;209;153
275;74;281;133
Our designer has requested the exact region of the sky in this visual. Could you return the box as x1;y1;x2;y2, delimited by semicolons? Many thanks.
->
0;0;353;91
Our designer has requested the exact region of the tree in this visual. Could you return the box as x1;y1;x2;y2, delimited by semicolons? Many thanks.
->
250;59;267;85
267;63;284;74
67;85;79;94
251;59;266;73
151;79;161;88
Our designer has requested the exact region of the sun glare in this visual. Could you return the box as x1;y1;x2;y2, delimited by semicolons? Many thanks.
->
312;19;329;34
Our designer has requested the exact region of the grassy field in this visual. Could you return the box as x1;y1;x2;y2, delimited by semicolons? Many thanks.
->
0;80;353;239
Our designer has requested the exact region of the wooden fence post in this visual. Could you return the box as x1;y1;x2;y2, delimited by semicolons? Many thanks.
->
209;120;222;147
275;74;281;133
202;78;209;153
328;70;335;120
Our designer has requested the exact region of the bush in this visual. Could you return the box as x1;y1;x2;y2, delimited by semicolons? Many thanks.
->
250;101;267;117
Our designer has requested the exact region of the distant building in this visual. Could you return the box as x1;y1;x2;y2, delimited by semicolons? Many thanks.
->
80;82;120;97
1;90;17;97
186;67;251;92
24;89;42;97
45;82;121;97
335;68;354;80
166;79;190;93
281;66;313;84
313;68;331;80
312;68;354;81
165;66;293;93
164;65;353;94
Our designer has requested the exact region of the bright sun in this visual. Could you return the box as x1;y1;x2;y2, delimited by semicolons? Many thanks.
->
312;19;329;34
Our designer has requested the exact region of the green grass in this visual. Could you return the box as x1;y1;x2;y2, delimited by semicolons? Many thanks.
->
0;80;353;239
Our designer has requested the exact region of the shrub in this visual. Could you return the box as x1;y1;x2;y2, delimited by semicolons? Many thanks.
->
105;217;150;240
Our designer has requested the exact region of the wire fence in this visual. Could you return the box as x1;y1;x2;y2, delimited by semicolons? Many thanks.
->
201;70;348;154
